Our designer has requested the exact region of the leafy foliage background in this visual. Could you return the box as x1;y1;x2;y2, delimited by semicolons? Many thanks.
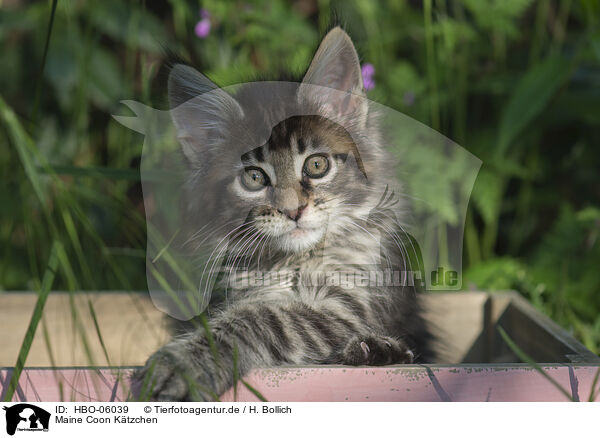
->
1;0;599;353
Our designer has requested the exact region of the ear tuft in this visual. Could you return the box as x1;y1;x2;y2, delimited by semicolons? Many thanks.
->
168;64;219;108
167;65;244;165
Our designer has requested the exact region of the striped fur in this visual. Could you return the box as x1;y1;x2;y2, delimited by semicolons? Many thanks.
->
135;27;433;401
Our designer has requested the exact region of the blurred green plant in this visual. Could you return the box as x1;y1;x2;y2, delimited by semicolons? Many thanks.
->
0;0;599;356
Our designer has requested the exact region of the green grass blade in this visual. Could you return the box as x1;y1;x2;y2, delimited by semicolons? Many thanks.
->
31;0;58;127
40;318;65;401
199;314;221;366
241;379;268;402
0;95;48;205
423;0;440;131
38;165;142;181
232;342;239;402
497;326;574;401
87;299;112;367
3;241;60;402
66;291;97;367
496;55;573;158
588;366;600;402
37;165;168;182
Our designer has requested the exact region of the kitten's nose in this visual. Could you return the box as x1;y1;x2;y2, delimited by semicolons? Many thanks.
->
282;204;307;221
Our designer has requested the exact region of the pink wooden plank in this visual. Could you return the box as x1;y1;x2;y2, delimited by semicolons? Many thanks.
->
1;366;598;402
223;366;600;402
0;369;130;402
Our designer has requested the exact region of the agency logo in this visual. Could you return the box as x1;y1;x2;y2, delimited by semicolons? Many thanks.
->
2;404;50;436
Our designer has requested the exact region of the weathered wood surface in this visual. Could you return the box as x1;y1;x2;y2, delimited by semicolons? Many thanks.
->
495;292;599;363
1;290;595;367
0;292;169;367
1;290;598;402
1;365;598;402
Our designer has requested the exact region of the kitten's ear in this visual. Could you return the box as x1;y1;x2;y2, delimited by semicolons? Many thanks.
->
168;64;243;165
302;27;364;94
300;27;367;125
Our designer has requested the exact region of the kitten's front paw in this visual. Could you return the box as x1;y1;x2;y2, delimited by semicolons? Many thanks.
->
131;343;210;402
342;335;414;366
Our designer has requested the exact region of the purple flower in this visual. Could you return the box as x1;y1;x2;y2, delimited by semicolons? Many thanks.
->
361;63;375;91
195;9;211;38
363;76;376;91
403;91;416;106
195;19;211;38
361;63;375;77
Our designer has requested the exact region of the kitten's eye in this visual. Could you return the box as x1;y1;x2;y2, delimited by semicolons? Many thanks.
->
303;154;330;178
241;167;269;191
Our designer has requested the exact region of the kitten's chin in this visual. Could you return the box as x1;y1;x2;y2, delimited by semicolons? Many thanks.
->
276;227;325;253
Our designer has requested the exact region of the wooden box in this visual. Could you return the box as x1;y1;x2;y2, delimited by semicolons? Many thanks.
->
0;291;598;402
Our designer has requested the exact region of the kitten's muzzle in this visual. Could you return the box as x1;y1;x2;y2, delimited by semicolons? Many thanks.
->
271;186;308;222
279;204;307;221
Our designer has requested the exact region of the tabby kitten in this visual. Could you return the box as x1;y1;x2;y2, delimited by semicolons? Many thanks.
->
137;27;433;401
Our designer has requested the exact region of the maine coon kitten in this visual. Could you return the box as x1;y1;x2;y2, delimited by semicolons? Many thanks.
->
136;27;434;401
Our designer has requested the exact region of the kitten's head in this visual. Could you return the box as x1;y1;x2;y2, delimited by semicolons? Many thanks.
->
169;28;391;256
